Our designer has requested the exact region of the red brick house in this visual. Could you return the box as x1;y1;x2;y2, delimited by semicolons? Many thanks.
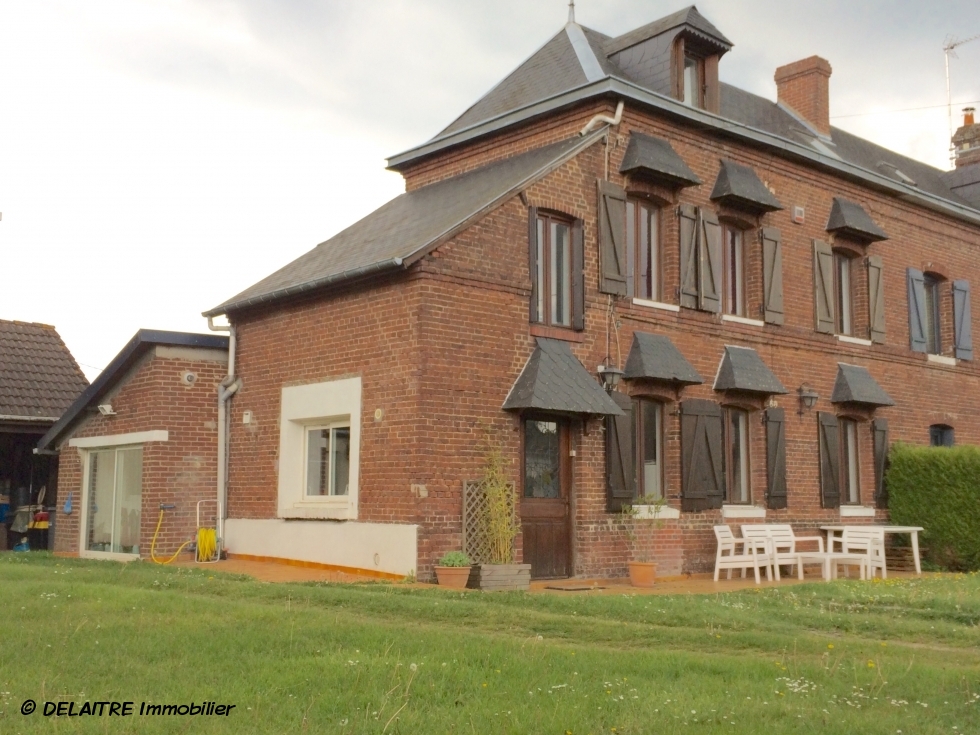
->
202;6;980;581
40;330;229;560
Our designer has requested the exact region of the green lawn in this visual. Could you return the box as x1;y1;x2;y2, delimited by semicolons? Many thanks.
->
0;555;978;734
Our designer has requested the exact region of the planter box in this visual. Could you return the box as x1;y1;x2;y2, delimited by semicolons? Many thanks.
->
468;563;531;591
434;566;471;589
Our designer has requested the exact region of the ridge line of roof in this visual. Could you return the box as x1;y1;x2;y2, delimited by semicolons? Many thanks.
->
565;23;605;83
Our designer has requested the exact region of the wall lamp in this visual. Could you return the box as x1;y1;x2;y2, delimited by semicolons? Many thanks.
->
598;364;624;392
797;384;819;416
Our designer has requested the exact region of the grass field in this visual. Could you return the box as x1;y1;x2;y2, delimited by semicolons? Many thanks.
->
0;554;977;734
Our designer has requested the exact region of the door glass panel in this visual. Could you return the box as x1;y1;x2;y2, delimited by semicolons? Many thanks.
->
87;450;115;552
524;420;561;498
331;427;351;496
87;447;142;554
641;401;662;499
306;429;330;496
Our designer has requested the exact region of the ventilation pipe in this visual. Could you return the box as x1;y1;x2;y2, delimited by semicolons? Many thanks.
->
580;100;624;136
208;316;240;547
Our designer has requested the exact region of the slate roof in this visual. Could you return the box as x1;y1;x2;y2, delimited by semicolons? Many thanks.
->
603;5;732;56
37;330;229;451
206;133;604;317
710;159;784;212
942;164;980;209
830;363;895;407
502;338;623;416
826;197;888;242
623;332;703;384
619;132;701;187
0;320;88;422
713;345;788;395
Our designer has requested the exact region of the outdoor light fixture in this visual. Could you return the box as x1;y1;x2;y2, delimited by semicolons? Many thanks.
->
97;404;116;416
598;363;623;392
797;384;819;415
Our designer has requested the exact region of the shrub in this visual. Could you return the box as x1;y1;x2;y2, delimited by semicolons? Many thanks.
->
437;551;472;567
480;438;519;565
886;443;980;571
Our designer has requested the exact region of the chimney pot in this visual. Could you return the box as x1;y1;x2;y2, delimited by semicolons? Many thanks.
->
965;107;976;127
774;56;833;137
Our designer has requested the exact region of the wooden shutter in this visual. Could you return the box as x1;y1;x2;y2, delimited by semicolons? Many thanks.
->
762;227;785;325
817;411;840;509
813;240;835;334
571;218;585;331
867;255;886;343
598;180;628;296
680;399;724;512
528;207;539;323
953;279;973;361
699;209;722;313
872;418;889;509
764;407;787;510
606;391;636;512
907;268;927;352
678;204;699;309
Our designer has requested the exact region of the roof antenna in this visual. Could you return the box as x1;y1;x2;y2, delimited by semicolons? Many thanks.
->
568;0;575;24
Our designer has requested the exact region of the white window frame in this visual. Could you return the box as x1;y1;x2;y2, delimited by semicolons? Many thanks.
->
278;377;361;520
303;422;351;498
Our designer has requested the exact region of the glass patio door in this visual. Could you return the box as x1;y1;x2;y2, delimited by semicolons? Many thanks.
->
86;447;143;555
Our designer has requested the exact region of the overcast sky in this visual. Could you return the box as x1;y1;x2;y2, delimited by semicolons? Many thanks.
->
2;0;978;380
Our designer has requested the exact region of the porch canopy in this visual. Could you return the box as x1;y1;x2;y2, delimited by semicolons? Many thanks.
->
831;363;895;406
710;160;784;214
502;338;623;416
619;132;702;188
713;345;788;395
623;332;703;385
826;197;889;243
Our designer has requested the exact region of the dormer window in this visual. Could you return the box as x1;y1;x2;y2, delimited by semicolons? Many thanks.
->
683;54;703;108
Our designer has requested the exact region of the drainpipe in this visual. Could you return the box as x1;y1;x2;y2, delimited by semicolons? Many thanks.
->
208;316;240;546
579;100;624;136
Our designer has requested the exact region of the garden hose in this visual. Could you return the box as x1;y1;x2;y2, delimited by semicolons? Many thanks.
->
195;527;218;563
150;509;193;565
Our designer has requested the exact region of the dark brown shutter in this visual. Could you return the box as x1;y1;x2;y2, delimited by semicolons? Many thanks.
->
907;268;927;352
678;204;699;309
762;227;785;325
868;255;886;343
813;240;835;334
606;391;636;512
571;218;585;331
872;417;889;509
598;180;628;296
699;209;722;313
953;279;973;361
680;399;724;512
528;206;539;323
817;411;840;509
765;407;787;510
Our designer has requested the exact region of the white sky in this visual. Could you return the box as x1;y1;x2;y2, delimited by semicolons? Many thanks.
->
1;0;978;380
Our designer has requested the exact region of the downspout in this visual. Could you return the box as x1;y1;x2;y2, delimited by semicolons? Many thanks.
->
208;316;240;547
579;99;624;136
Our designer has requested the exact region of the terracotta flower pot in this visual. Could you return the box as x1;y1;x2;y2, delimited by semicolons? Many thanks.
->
434;565;471;589
628;561;657;588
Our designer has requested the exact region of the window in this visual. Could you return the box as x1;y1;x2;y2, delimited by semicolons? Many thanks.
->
682;55;703;108
723;225;745;316
636;400;664;499
835;253;854;335
626;198;660;301
86;446;142;556
724;408;750;504
534;213;572;327
840;418;860;504
305;424;351;497
923;275;942;354
929;424;954;447
524;419;562;499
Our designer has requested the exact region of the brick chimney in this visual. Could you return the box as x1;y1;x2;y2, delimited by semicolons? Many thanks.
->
774;56;832;137
953;107;980;169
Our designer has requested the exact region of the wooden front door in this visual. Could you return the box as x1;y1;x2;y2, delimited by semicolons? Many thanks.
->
521;417;571;579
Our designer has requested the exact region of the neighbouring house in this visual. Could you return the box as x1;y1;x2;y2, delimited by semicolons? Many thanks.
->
0;320;88;549
39;330;229;561
198;6;980;581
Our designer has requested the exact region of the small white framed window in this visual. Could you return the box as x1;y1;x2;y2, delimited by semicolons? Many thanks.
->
304;423;351;497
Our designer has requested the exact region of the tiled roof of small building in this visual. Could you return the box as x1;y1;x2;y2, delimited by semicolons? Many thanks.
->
0;320;88;421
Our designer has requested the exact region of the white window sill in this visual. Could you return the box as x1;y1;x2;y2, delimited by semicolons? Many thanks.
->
633;504;680;520
632;298;680;313
837;335;873;346
721;314;765;327
279;502;355;521
840;506;876;518
927;354;957;366
722;505;766;519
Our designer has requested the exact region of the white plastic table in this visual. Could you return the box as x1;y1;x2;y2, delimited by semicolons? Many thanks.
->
820;525;925;574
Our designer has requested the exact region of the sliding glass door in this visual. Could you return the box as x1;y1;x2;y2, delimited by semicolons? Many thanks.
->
86;447;142;556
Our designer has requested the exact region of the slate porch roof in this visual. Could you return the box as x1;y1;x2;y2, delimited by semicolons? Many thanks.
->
830;363;895;407
619;132;701;187
623;332;703;385
710;159;784;212
0;320;88;423
826;197;889;242
713;345;788;395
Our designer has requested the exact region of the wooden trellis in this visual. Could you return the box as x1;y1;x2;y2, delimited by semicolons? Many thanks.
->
462;479;515;564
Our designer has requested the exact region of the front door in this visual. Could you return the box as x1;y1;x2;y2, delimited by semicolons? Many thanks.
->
521;417;571;579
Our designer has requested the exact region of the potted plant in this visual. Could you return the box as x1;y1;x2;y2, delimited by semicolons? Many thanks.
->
434;551;472;588
621;495;667;587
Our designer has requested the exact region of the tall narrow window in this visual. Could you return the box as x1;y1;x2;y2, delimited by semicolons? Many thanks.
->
306;424;351;497
626;199;660;301
683;55;702;108
636;400;664;500
723;225;745;316
724;408;750;504
840;418;860;504
835;253;853;336
923;275;941;354
86;446;142;555
534;213;572;327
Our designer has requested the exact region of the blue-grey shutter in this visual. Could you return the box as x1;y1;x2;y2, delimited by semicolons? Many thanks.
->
598;180;628;296
817;412;840;509
813;240;835;334
571;219;585;331
528;207;539;323
907;268;927;353
867;255;886;344
680;399;724;511
953;279;973;361
699;209;722;313
765;407;787;509
678;204;699;309
762;228;785;325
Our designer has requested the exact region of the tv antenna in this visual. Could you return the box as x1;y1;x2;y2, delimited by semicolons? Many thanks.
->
944;32;980;166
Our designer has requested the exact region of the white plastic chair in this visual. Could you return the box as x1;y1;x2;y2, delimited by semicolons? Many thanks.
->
840;526;887;579
741;524;825;579
713;525;774;584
